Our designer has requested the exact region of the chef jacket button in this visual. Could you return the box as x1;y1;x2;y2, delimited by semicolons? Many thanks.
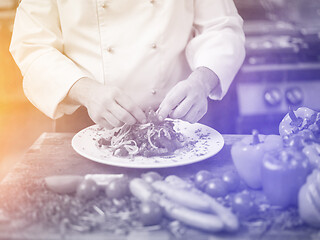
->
151;89;156;95
107;47;114;53
101;2;107;8
150;0;155;4
151;43;157;49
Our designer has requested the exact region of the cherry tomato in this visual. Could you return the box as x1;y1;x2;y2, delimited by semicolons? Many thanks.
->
141;171;162;184
222;170;240;192
76;178;99;201
231;191;256;218
139;202;163;226
105;177;130;199
194;170;213;189
204;178;228;198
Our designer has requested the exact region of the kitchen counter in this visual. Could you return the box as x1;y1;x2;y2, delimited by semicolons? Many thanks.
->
0;133;319;240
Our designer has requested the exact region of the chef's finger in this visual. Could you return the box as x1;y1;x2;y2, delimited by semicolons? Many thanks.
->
182;105;203;124
158;86;187;120
169;97;194;119
115;94;146;123
97;118;114;130
109;101;137;125
102;110;123;128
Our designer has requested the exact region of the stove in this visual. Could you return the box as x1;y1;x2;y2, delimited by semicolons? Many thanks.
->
235;20;320;134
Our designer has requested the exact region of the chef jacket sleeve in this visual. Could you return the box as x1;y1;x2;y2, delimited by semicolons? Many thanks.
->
185;0;246;100
9;0;87;119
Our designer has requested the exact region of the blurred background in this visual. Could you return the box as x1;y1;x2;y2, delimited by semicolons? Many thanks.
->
0;0;320;180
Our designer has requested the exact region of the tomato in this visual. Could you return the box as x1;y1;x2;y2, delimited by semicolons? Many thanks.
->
221;170;240;192
231;191;256;218
141;171;162;184
204;178;228;198
194;170;213;189
105;177;130;199
139;202;163;226
76;178;99;201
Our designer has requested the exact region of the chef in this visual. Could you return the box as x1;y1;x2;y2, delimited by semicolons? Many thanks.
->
10;0;245;130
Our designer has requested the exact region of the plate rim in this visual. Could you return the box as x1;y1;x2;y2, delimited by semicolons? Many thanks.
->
71;121;224;169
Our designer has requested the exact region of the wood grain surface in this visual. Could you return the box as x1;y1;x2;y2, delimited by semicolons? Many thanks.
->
0;133;319;240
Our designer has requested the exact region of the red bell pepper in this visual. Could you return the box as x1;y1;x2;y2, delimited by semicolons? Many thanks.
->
279;107;316;137
262;149;310;208
231;130;283;189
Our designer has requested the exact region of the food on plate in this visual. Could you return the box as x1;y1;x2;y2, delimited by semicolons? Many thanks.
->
129;176;239;232
97;110;185;158
262;149;310;208
231;130;283;189
279;107;317;137
299;169;320;227
231;191;256;218
44;175;84;194
139;201;163;226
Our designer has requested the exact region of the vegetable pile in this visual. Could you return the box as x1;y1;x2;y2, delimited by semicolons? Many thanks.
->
231;106;320;229
97;110;185;157
1;106;320;238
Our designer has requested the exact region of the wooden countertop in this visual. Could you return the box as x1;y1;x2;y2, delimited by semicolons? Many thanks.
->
0;133;319;240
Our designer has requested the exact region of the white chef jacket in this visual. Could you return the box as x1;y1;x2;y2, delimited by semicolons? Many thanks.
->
10;0;245;119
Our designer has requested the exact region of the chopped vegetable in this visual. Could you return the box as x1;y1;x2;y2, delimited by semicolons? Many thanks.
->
97;110;185;157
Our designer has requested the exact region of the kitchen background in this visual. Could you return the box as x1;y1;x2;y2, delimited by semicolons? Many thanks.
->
0;0;320;180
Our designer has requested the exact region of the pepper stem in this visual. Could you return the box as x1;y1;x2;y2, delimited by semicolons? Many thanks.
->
252;129;260;145
288;106;298;122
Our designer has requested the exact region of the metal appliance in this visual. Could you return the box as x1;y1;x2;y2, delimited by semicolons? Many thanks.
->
234;0;320;134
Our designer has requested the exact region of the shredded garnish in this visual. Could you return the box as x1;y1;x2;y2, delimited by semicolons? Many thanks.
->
97;110;185;157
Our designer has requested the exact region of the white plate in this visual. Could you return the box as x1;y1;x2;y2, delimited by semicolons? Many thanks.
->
71;120;224;168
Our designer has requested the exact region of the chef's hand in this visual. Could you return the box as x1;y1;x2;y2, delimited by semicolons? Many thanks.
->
66;78;146;129
157;67;219;123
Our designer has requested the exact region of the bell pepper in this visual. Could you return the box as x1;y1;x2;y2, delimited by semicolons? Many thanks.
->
303;143;320;169
306;112;320;140
261;149;310;208
279;107;316;137
231;130;283;189
298;169;320;227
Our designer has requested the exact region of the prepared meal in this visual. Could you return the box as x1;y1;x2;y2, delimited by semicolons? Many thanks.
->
97;110;185;157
